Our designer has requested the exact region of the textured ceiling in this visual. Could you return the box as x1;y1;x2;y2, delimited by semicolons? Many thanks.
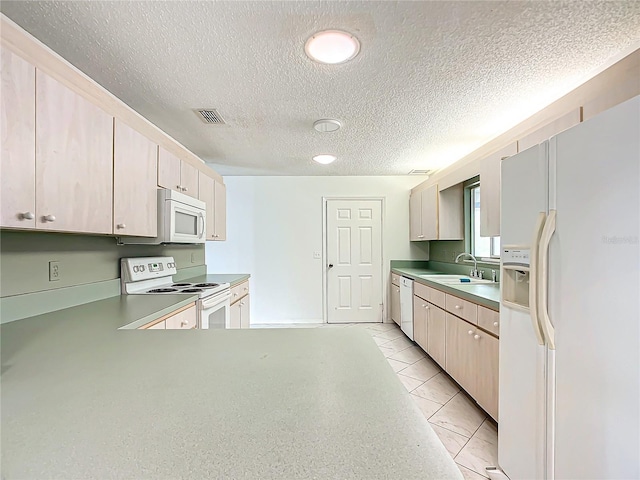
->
2;1;639;176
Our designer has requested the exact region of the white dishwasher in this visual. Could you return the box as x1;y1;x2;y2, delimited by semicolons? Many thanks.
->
399;277;414;340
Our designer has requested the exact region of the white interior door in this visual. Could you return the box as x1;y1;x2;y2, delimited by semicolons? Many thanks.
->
326;199;383;323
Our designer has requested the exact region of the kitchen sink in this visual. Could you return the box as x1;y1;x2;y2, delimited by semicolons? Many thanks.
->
418;274;494;285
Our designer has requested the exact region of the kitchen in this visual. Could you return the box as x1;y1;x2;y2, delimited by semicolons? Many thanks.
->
1;2;639;479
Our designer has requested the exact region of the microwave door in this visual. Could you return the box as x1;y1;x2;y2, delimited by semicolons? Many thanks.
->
170;204;205;243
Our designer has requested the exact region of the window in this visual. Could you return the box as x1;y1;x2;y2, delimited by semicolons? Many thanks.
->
469;183;500;259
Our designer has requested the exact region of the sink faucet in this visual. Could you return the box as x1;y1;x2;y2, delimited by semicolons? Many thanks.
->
455;252;480;278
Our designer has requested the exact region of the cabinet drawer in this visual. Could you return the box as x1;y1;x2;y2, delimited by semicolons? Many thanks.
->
445;294;478;325
231;280;249;305
391;272;400;286
165;305;197;330
414;282;446;309
478;306;500;336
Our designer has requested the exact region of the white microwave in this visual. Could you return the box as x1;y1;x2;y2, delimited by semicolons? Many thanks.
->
119;189;206;244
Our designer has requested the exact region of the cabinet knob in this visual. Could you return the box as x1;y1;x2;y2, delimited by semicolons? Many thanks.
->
493;321;499;327
425;305;429;310
214;235;219;238
474;334;480;340
20;211;35;220
233;293;238;297
117;223;126;229
177;185;182;190
454;305;462;310
240;302;244;306
421;304;426;307
468;330;474;335
43;214;56;222
244;287;248;291
181;320;188;326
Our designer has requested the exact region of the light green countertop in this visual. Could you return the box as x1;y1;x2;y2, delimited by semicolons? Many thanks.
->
392;267;500;310
0;295;461;479
184;273;250;287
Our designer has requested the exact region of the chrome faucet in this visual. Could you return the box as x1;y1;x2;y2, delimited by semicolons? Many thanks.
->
455;252;480;278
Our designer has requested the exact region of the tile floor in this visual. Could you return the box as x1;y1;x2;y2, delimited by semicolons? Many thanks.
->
255;321;498;479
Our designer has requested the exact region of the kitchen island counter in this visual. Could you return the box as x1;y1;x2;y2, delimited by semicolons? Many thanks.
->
1;297;461;479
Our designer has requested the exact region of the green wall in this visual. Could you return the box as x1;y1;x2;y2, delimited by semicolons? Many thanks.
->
0;230;205;298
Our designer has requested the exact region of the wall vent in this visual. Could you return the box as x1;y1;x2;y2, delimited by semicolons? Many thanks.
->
409;169;431;175
194;108;226;124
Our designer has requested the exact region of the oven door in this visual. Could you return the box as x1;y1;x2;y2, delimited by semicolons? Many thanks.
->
199;291;231;329
166;200;206;244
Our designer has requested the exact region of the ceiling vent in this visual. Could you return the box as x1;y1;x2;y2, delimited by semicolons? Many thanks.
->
409;169;432;175
194;108;225;125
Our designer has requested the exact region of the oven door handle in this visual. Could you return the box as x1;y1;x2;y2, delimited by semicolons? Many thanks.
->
201;291;232;309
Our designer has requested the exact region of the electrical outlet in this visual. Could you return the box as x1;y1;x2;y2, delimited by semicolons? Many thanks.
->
313;252;321;259
49;261;60;281
191;252;197;264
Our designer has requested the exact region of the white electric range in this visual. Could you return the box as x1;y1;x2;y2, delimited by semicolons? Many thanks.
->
120;256;231;328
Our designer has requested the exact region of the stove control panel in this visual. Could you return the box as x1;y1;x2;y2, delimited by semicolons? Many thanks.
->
121;256;178;282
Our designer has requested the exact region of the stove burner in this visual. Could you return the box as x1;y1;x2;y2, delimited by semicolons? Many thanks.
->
181;288;204;293
148;288;179;293
194;283;220;288
172;283;192;287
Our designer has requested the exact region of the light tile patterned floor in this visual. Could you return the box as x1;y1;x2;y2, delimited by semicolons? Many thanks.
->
255;321;498;478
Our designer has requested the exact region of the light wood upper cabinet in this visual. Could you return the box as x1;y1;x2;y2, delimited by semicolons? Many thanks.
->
158;146;199;198
157;147;181;191
213;180;227;240
36;70;113;234
518;108;582;152
113;119;158;237
198;173;226;241
409;184;439;241
1;46;36;229
479;142;517;237
438;184;463;240
180;161;199;198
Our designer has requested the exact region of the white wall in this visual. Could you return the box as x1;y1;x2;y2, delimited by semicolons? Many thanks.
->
206;176;429;324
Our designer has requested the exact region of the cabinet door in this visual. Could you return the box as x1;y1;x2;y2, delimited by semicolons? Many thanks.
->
390;284;401;325
413;295;427;351
157;147;181;191
1;47;36;229
475;330;499;420
36;71;113;234
229;301;242;329
427;304;446;368
113;119;158;237
479;142;517;237
180;161;199;198
409;192;423;241
213;180;227;240
445;313;475;394
165;305;197;329
421;184;439;240
240;294;250;329
438;184;463;240
198;172;216;240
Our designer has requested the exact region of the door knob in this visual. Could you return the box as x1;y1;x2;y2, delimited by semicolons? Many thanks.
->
328;264;334;269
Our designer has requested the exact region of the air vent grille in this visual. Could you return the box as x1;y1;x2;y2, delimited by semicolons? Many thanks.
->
194;108;225;124
409;169;432;175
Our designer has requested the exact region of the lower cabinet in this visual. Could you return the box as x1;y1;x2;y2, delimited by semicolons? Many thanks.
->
139;303;197;330
445;313;499;420
229;280;250;329
426;303;446;369
413;295;427;350
390;282;401;325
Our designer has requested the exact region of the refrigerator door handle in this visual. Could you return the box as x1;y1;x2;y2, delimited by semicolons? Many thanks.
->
538;209;557;349
529;212;546;345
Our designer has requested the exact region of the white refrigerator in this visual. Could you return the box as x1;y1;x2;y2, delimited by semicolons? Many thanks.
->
497;96;639;480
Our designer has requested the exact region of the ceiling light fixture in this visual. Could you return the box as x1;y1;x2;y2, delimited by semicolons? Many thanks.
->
313;154;337;165
313;119;342;133
305;30;360;64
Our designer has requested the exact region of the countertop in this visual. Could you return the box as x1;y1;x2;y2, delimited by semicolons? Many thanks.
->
392;267;500;310
183;273;250;287
0;296;461;479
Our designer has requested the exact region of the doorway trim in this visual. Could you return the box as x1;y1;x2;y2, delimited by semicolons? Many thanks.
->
322;196;385;324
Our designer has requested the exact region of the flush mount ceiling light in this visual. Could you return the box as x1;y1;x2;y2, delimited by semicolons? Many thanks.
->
305;30;360;64
313;154;337;165
313;119;342;133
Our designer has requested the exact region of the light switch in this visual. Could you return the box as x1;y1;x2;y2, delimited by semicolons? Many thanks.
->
313;252;321;259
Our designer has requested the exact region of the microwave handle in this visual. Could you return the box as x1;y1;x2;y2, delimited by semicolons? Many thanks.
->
198;212;205;239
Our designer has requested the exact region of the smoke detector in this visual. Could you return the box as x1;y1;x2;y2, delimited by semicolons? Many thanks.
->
194;108;226;125
313;119;342;133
